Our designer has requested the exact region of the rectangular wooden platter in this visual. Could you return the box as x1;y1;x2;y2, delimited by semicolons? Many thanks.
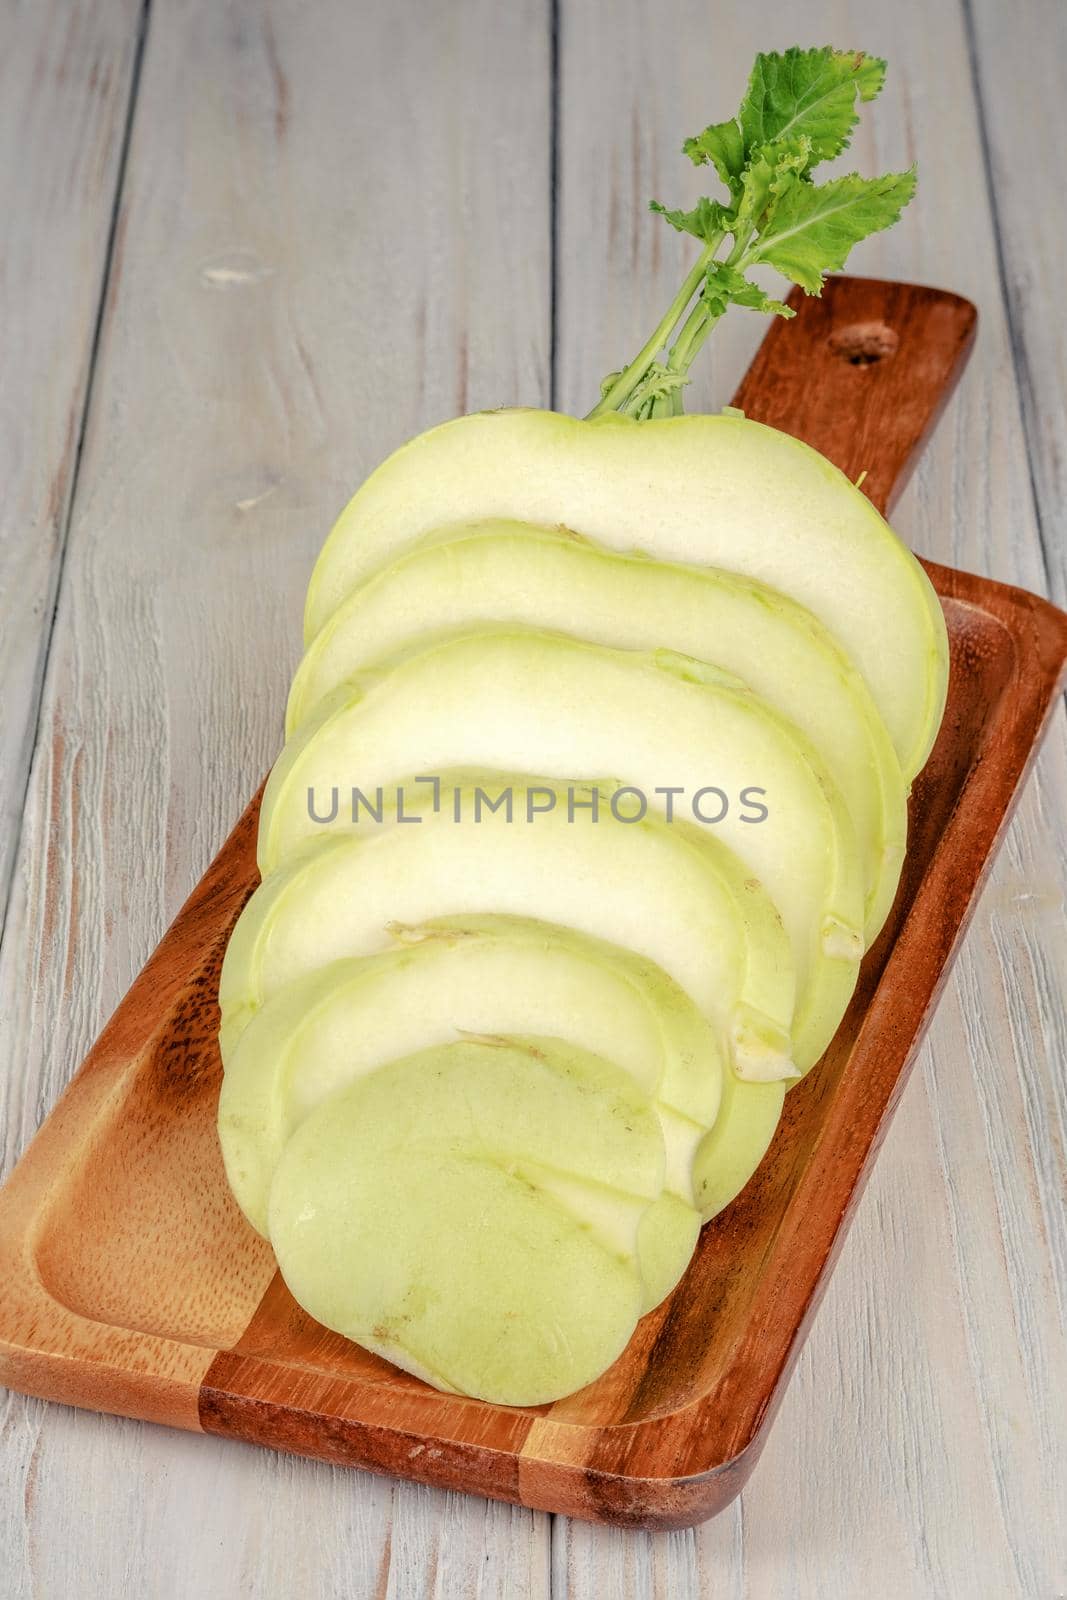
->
1;278;1065;1530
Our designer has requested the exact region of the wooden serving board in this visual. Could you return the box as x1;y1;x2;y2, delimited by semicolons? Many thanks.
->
1;277;1065;1531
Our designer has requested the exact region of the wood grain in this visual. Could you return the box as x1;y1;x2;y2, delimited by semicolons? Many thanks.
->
0;0;143;927
0;2;553;1596
2;275;1063;1539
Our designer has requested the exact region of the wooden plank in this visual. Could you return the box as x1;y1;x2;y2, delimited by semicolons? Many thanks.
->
966;0;1067;603
0;2;553;1596
0;0;143;929
554;2;1067;1595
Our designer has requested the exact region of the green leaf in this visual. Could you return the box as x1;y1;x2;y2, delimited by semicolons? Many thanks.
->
649;196;732;243
853;54;889;102
734;137;811;232
702;262;795;320
738;47;887;167
746;167;917;293
683;118;746;198
588;43;916;421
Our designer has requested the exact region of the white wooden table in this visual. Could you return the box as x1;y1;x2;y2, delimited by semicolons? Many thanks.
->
1;3;1064;1595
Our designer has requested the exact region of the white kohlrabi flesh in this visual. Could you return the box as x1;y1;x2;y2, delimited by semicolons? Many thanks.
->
303;410;946;785
288;519;907;941
219;913;715;1305
267;1035;669;1405
259;629;864;1071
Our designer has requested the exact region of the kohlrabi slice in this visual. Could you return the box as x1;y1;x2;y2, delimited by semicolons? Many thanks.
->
258;629;864;1070
223;773;795;1079
288;520;906;940
219;915;711;1305
302;410;947;782
694;1072;789;1221
221;775;795;1213
221;912;720;1125
267;1035;669;1405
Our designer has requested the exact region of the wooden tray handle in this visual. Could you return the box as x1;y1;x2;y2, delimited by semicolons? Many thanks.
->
730;276;977;517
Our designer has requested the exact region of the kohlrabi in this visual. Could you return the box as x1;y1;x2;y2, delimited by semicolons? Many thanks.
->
220;46;940;1410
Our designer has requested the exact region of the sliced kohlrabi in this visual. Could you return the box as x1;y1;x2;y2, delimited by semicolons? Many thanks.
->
258;629;864;1070
220;774;795;1212
288;520;906;940
219;914;714;1305
224;773;795;1073
267;1036;668;1405
302;410;947;783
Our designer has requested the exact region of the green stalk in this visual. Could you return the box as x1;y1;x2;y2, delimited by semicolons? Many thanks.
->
661;223;754;385
665;295;720;375
585;221;748;420
585;236;721;419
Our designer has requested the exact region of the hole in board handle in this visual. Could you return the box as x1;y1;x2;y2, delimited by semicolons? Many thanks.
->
827;321;900;366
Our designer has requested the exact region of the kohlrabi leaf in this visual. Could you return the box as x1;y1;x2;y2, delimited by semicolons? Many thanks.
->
734;137;811;231
738;47;887;168
649;196;732;243
683;118;746;199
703;263;795;319
587;45;914;420
852;53;889;102
746;167;917;293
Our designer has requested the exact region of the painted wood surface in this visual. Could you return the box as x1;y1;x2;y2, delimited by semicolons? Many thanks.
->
0;0;143;934
0;1;1063;1596
968;0;1067;604
0;2;553;1597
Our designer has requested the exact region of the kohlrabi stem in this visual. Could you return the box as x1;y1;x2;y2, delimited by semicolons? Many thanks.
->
662;222;754;382
666;295;719;374
587;217;761;420
585;235;721;419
